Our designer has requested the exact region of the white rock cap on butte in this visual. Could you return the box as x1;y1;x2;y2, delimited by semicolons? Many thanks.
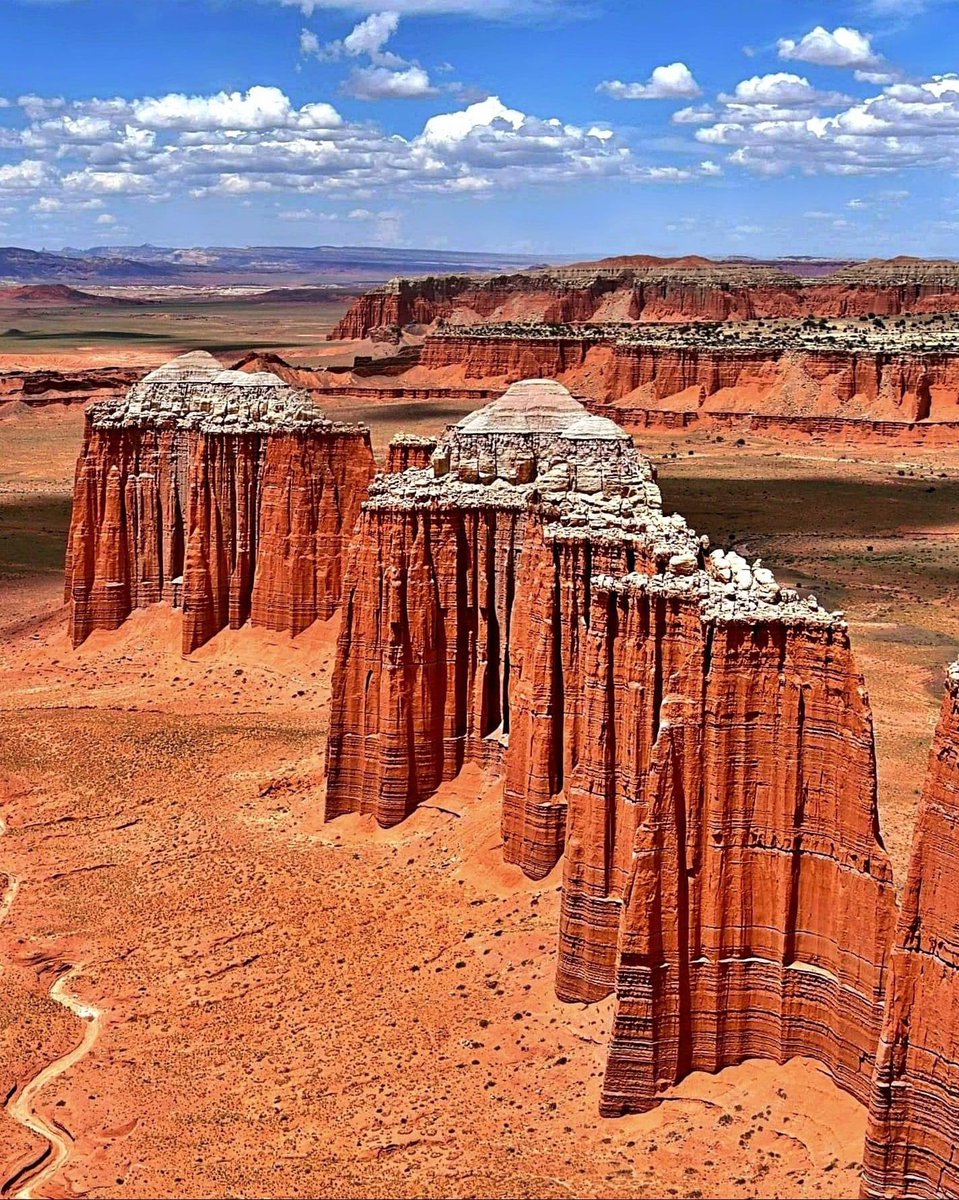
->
88;350;367;435
454;379;589;435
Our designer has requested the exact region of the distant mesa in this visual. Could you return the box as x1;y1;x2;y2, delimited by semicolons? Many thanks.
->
564;253;717;269
330;255;959;341
0;284;131;306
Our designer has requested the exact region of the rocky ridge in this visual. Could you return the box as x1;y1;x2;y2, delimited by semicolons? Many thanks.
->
415;320;959;424
331;257;959;340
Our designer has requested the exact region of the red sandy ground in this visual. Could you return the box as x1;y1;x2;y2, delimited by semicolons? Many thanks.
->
7;404;959;1199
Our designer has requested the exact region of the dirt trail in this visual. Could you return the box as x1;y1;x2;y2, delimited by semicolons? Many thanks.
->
0;818;103;1200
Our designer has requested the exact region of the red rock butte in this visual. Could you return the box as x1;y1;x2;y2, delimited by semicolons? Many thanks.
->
324;376;896;1115
60;359;959;1187
64;350;375;655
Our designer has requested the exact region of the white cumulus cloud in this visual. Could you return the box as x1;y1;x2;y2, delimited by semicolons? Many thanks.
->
597;63;701;101
696;71;959;177
419;96;523;147
302;11;440;101
343;64;438;99
778;26;882;70
132;86;341;131
672;105;716;125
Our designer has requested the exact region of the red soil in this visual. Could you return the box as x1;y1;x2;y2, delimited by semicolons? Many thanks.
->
0;593;868;1199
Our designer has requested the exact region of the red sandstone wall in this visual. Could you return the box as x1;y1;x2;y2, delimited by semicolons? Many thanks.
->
326;499;896;1122
416;335;959;424
324;503;526;824
418;335;605;383
596;604;895;1115
249;432;376;636
862;674;959;1199
66;424;189;645
67;419;375;653
331;275;959;340
181;433;262;655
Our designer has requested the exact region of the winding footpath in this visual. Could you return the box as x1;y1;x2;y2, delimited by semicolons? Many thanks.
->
0;817;103;1200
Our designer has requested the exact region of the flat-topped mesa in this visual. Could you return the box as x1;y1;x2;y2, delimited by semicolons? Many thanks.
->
330;257;959;340
325;378;896;1118
330;263;806;339
65;351;376;653
862;660;959;1199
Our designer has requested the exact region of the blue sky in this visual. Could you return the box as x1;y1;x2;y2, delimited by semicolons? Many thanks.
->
1;0;958;256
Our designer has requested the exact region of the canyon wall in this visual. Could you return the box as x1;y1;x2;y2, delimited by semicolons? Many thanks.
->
66;352;375;653
862;662;959;1199
0;365;141;407
326;378;897;1119
416;332;959;424
331;260;959;340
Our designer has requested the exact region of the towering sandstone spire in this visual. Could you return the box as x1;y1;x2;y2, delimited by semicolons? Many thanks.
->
65;351;375;654
325;378;897;1115
863;659;959;1199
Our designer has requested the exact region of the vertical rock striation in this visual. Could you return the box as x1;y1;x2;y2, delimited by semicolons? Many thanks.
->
66;351;375;652
862;661;959;1199
326;377;896;1118
596;597;895;1114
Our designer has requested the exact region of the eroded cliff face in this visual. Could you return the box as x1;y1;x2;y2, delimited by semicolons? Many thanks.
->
0;365;140;407
326;378;896;1120
325;501;526;825
862;664;959;1199
248;432;375;637
65;424;190;643
330;267;807;340
66;351;375;653
418;333;609;385
415;332;959;423
597;604;894;1115
331;261;959;340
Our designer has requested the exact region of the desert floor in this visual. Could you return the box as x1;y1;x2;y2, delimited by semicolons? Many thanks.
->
0;295;352;366
3;398;956;1198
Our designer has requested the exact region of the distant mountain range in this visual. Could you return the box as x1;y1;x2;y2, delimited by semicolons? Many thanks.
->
0;244;892;288
0;244;554;287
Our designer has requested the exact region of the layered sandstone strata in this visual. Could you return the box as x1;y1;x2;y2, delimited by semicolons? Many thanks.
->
331;258;959;340
862;661;959;1199
66;351;374;653
326;378;896;1116
416;322;959;423
0;365;140;407
330;263;806;339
